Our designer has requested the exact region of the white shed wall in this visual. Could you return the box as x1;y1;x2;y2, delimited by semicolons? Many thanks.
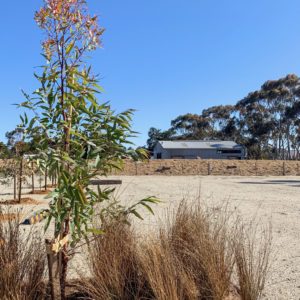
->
153;143;246;160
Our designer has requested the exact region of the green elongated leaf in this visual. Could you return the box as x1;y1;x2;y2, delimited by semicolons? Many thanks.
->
62;155;76;165
87;228;104;235
44;214;53;231
66;41;75;55
140;202;155;215
95;154;100;167
141;197;161;204
130;210;144;220
28;118;36;130
78;185;87;205
92;83;105;93
61;172;69;187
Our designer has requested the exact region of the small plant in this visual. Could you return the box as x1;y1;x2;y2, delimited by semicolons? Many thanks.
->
2;129;32;203
0;160;18;200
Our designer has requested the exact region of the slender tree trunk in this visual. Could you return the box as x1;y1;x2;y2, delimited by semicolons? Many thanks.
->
286;126;291;160
60;219;70;300
32;161;35;193
278;136;281;160
18;157;23;203
282;140;286;160
56;37;71;300
13;173;17;200
45;167;48;191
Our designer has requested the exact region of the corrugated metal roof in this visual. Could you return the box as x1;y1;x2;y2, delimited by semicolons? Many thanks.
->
158;140;242;149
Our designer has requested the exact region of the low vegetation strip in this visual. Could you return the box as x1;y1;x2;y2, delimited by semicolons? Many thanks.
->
113;159;300;176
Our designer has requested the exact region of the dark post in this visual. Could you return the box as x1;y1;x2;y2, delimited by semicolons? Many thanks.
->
51;174;54;187
45;239;55;300
45;167;48;190
18;157;23;203
32;161;35;193
13;173;17;200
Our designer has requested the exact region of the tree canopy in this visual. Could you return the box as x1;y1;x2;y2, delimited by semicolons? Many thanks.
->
147;74;300;160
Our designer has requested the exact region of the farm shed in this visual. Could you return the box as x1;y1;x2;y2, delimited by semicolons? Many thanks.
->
153;140;246;160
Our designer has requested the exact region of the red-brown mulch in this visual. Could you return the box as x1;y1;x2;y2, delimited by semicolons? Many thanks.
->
47;184;57;188
0;213;22;222
1;198;43;205
28;189;52;195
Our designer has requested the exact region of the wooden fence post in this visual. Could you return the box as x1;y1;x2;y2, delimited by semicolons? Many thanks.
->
208;162;211;175
282;162;286;176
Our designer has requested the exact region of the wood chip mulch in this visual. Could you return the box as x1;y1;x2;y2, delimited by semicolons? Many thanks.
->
1;198;43;205
28;189;52;195
0;213;22;222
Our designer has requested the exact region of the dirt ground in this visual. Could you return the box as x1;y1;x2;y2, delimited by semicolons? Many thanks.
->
1;175;300;299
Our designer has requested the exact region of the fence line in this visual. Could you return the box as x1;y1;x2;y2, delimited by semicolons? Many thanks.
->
115;159;300;176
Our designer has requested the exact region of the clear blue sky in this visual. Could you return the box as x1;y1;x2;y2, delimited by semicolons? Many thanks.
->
1;0;300;146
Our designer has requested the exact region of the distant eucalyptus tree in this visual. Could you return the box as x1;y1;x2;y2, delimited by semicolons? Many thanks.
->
148;74;300;160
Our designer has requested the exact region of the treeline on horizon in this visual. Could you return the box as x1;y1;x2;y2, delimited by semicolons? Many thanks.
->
147;74;300;160
1;74;300;161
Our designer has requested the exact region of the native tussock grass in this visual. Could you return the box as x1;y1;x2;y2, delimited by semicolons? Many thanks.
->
234;221;271;300
79;200;272;300
0;200;271;300
0;208;46;300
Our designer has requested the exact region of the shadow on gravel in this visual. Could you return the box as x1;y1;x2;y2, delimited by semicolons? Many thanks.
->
239;180;300;187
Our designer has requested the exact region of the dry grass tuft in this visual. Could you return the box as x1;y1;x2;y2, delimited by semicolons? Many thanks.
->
138;236;199;300
0;208;46;300
79;220;145;300
79;200;271;300
234;223;272;300
164;202;235;299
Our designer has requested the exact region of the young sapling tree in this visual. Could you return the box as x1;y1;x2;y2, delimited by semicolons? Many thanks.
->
20;1;158;298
